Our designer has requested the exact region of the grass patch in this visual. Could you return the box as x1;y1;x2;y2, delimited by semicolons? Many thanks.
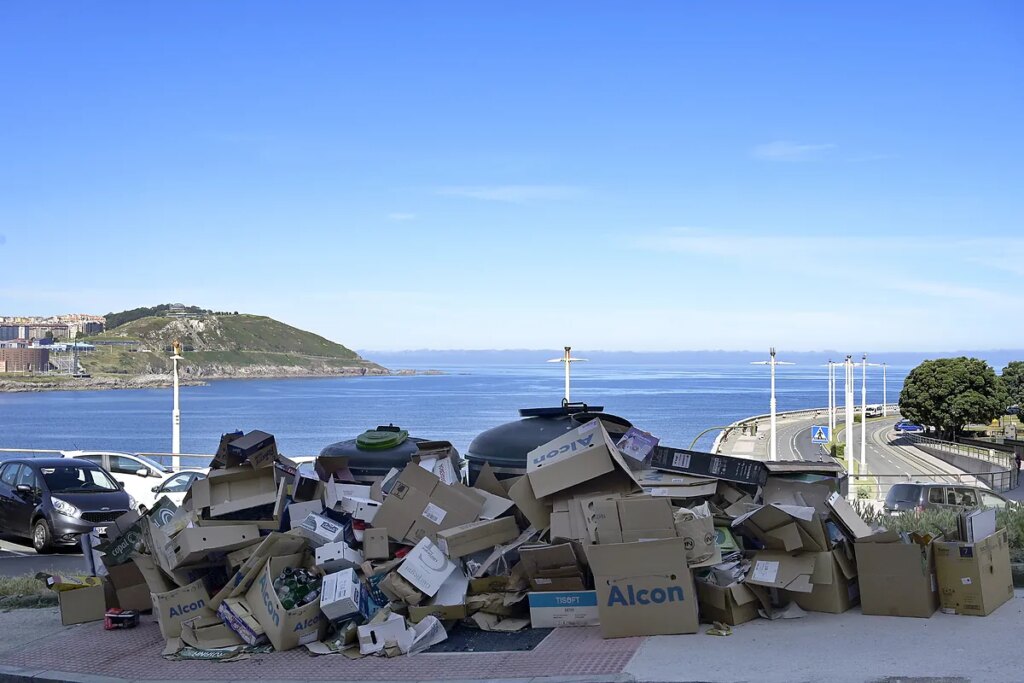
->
0;574;57;609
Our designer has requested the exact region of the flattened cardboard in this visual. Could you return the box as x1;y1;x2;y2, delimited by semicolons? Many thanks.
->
152;578;214;640
507;475;551;530
57;584;106;626
731;504;829;553
856;533;938;618
397;537;457;597
825;491;873;541
408;570;469;623
586;537;698;638
934;528;1013;616
695;581;761;625
436;518;519;559
372;464;484;544
104;560;152;612
473;463;507;498
528;590;600;628
527;420;640;499
179;614;245;649
745;550;816;593
245;552;325;651
191;466;279;518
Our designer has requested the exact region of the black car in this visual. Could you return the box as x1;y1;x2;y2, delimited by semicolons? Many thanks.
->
0;458;132;553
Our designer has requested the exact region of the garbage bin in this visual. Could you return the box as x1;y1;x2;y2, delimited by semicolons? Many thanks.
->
318;424;463;485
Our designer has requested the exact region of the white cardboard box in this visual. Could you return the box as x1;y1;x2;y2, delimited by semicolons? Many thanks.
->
397;537;456;597
295;513;347;547
320;568;367;621
528;590;600;628
315;541;365;574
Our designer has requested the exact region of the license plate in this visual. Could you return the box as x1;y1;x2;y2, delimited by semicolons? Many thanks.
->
95;526;108;536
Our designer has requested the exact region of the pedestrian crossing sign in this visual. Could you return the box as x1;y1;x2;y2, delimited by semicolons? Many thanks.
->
811;425;830;444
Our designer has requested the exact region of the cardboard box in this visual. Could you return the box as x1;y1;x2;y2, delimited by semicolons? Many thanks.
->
217;597;267;645
209;532;309;609
228;429;278;469
320;568;369;621
286;500;325;530
245;552;325;651
635;470;719;499
295;513;347;547
179;614;245;649
152;578;214;640
520;542;587;591
397;537;457;597
436;518;520;559
650;446;769;487
527;590;599;628
324;483;372;510
789;549;859;614
340;496;381;523
934;527;1013;616
364;528;390;560
585;496;676;544
745;550;816;593
408;570;469;623
695;581;761;626
211;431;245;469
526;420;640;499
825;491;873;541
315;455;355;483
673;503;721;567
856;531;938;618
358;613;409;655
291;468;324;503
586;537;698;638
103;559;152;611
507;475;552;530
315;541;364;574
170;525;261;568
372;464;484;544
731;504;829;553
191;466;280;518
57;584;106;626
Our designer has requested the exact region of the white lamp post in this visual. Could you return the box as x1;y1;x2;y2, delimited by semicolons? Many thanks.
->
882;363;888;417
547;346;587;403
171;340;184;471
861;354;868;473
844;355;854;487
752;348;794;461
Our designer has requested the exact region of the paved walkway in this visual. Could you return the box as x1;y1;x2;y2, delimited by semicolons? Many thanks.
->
2;594;1023;683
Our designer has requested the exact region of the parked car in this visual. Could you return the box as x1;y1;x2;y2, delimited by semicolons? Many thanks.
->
865;405;883;418
145;469;207;510
0;458;134;553
893;420;924;433
62;451;174;512
883;482;1010;514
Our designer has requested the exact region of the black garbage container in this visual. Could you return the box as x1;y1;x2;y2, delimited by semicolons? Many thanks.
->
318;424;462;484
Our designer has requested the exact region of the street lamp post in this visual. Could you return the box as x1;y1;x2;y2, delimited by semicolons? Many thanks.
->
547;346;587;403
844;355;854;486
752;348;794;461
827;360;836;438
171;340;184;471
861;354;868;474
882;363;888;417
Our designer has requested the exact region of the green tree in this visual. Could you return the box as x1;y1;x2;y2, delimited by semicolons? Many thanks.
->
899;357;1009;439
1002;361;1024;408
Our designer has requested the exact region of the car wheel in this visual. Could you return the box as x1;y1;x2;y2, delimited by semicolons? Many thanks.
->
32;519;55;554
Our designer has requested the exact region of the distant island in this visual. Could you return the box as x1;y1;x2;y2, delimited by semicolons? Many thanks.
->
0;304;444;392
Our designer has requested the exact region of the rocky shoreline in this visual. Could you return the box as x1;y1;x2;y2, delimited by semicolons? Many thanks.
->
0;368;445;393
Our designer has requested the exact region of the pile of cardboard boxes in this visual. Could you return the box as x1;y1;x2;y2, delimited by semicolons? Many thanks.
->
59;421;1016;657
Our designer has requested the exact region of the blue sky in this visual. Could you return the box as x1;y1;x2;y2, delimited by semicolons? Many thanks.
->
1;2;1022;352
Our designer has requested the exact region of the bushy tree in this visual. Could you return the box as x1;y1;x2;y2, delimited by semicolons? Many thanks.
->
1002;361;1024;408
899;357;1008;439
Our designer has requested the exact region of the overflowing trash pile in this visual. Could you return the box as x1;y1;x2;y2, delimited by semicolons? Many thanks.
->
47;418;1016;660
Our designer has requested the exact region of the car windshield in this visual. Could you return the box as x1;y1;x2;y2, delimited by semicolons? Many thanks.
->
886;484;920;504
134;454;172;472
40;465;119;493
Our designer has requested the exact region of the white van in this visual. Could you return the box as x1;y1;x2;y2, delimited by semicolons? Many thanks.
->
62;451;174;512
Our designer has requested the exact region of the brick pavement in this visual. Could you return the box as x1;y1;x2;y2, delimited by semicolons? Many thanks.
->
0;612;640;682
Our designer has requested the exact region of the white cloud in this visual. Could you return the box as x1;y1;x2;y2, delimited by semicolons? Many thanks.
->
751;140;836;161
387;212;417;221
436;185;583;203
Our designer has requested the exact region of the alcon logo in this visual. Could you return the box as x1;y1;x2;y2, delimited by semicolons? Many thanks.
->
258;573;281;626
607;584;684;607
168;598;206;617
293;615;320;632
532;435;594;466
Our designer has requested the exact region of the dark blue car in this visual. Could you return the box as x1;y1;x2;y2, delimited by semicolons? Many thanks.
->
894;419;925;433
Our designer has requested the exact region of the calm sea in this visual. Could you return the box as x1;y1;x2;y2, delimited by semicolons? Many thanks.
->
0;364;907;465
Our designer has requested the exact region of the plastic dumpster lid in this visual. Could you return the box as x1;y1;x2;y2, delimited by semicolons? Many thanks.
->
518;402;604;418
356;425;410;451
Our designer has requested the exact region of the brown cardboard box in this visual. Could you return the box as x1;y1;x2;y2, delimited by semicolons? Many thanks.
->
190;466;280;518
745;550;816;593
526;420;640;499
314;455;355;483
695;581;761;625
506;475;551;530
245;552;325;651
170;525;261;568
934;527;1013;616
586;537;698;638
520;542;587;591
208;532;309;609
372;464;484;544
57;584;106;625
789;549;859;614
436;518;520;559
152;578;214;640
582;496;676;544
364;528;390;560
731;504;829;553
103;559;153;611
227;429;278;469
855;530;938;618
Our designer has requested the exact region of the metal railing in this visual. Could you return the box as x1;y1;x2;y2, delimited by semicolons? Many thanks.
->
900;433;1014;465
893;434;1017;492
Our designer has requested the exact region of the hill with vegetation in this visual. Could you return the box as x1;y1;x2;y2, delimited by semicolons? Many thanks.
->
80;312;387;379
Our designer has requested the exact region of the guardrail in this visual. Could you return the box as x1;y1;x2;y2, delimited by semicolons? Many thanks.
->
712;404;901;454
896;434;1018;492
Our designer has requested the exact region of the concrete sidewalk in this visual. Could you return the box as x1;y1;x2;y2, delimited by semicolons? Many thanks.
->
2;593;1022;683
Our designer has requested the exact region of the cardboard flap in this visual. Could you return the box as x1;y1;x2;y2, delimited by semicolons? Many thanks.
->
473;464;507;498
765;522;804;552
746;551;816;593
809;552;835;586
825;491;873;540
763;479;832;513
727;582;758;606
507;475;551;530
855;529;902;544
585;537;685;577
696;581;727;609
832;547;858;580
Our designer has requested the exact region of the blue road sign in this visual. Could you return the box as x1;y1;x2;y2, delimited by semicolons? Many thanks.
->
810;425;830;444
